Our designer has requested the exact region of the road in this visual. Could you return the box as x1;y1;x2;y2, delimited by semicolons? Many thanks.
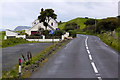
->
2;43;52;71
31;34;119;79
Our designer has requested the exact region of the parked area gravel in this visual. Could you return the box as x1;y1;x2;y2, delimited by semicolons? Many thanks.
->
2;43;52;71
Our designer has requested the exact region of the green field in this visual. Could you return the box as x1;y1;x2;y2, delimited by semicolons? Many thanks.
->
58;17;99;30
0;31;5;46
59;17;88;30
0;31;5;39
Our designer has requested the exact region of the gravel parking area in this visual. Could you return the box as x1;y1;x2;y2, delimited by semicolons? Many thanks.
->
2;43;52;71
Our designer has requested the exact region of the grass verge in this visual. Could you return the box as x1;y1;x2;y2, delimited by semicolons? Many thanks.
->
2;39;70;79
1;38;53;48
77;31;120;52
97;33;120;52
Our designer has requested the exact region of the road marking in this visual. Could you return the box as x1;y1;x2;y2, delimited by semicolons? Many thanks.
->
87;50;90;55
98;77;102;80
85;36;102;80
86;46;88;50
89;55;92;60
86;44;88;47
91;62;99;73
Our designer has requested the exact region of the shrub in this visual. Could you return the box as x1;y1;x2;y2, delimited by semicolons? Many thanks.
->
64;22;80;31
84;19;97;26
68;30;76;38
43;30;50;36
54;30;65;36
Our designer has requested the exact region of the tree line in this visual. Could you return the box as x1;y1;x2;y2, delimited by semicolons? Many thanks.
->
83;17;120;34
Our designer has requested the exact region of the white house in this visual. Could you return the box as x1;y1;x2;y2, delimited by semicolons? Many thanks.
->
25;17;58;36
4;29;26;39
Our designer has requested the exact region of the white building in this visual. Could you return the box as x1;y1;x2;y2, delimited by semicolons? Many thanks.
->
4;29;26;39
25;17;58;36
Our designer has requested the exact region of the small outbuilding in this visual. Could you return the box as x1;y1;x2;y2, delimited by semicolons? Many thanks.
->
4;29;26;39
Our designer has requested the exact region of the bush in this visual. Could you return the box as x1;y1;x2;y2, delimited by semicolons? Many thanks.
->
68;30;76;38
64;22;80;31
54;30;65;36
96;18;119;33
43;30;50;36
84;19;97;26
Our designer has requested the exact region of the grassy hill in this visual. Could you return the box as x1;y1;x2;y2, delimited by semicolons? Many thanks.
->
58;17;120;52
58;17;101;30
58;17;91;30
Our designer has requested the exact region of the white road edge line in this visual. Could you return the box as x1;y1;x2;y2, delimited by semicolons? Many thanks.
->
89;55;92;60
91;62;99;73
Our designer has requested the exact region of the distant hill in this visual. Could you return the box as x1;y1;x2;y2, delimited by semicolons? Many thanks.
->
0;29;6;31
58;17;100;30
14;26;31;31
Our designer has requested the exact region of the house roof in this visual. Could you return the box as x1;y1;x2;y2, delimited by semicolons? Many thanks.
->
6;29;19;34
28;17;58;31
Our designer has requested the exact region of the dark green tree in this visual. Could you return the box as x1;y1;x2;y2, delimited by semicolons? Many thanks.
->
38;8;57;30
84;19;97;26
64;22;80;31
96;18;119;34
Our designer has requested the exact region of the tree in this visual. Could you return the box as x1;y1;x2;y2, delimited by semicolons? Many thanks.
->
64;22;80;31
96;18;119;34
84;19;97;26
117;15;120;20
54;30;65;36
38;8;57;30
38;28;44;35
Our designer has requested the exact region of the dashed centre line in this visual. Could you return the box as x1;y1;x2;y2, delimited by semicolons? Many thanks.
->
85;36;102;80
87;50;90;55
91;62;99;73
86;46;89;50
89;54;93;60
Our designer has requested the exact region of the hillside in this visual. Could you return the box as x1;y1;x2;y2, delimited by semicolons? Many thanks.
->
58;17;100;30
58;17;89;30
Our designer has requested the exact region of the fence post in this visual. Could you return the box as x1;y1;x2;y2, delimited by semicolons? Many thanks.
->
19;57;21;78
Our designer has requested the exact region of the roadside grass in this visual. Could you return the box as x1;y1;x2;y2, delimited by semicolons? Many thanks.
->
0;31;5;40
1;38;54;48
0;31;5;47
77;31;120;52
97;33;120;52
2;40;70;79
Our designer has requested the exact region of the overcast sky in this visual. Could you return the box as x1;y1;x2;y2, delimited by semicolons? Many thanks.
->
0;0;119;30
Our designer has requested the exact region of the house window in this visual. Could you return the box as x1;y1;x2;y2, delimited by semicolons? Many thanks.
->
51;22;53;26
34;22;36;24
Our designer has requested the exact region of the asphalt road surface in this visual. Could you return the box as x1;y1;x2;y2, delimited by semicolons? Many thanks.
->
2;43;52;71
31;34;119;79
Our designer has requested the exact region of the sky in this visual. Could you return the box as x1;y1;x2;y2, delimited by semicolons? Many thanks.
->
0;0;119;30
